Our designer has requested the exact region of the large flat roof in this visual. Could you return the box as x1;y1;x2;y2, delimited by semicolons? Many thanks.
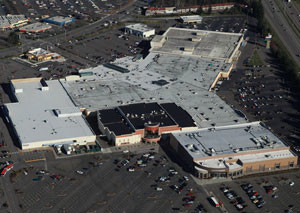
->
98;108;134;136
60;52;245;128
0;15;27;28
19;22;51;32
5;78;95;145
150;27;243;60
160;103;196;128
98;102;196;136
44;16;73;23
172;122;289;160
119;102;177;129
125;23;154;32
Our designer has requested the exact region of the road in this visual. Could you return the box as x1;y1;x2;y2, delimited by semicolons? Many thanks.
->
281;0;300;31
263;0;300;68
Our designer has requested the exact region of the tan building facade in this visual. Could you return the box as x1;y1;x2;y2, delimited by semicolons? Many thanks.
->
170;122;298;179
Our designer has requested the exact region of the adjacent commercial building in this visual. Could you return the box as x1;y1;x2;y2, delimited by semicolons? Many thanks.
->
144;3;236;16
0;15;29;30
170;122;297;179
42;16;74;26
180;15;203;23
98;102;197;146
3;78;96;150
19;22;52;33
201;2;234;12
125;24;155;38
150;27;243;64
23;48;61;62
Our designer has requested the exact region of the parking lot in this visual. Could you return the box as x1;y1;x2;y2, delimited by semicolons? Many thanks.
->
61;29;145;64
218;47;300;146
216;16;300;148
4;0;129;22
177;16;247;33
204;170;300;213
6;150;221;213
58;19;177;65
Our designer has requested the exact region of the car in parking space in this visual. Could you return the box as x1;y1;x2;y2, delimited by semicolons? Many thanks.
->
256;203;264;208
144;170;152;176
241;183;253;191
128;167;135;172
183;203;192;207
2;150;8;155
264;185;277;194
235;203;245;211
221;187;229;193
76;170;83;175
121;159;129;167
183;176;189;181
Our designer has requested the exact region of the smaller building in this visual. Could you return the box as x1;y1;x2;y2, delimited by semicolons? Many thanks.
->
180;15;202;23
0;15;29;30
202;2;234;12
125;24;155;38
23;48;61;62
42;16;74;26
19;22;52;33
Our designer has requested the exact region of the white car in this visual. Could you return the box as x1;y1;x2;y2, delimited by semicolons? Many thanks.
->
128;167;135;172
76;170;83;175
289;181;295;186
183;176;189;181
156;187;163;191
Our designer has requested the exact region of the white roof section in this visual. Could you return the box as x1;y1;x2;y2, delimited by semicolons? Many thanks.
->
5;78;95;145
180;15;203;22
28;48;51;56
172;122;290;160
150;27;243;60
19;22;51;32
125;23;154;32
60;52;246;128
45;16;73;23
0;15;27;28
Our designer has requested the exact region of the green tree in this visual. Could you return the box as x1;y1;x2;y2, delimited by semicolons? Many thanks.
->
208;5;212;14
7;32;19;45
250;0;264;34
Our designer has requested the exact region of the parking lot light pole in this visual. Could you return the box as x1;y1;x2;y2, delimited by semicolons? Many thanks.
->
64;27;67;41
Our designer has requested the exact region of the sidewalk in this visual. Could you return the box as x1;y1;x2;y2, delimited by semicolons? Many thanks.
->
102;143;159;154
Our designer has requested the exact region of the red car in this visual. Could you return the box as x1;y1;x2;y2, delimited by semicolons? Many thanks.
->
251;191;258;196
183;203;192;207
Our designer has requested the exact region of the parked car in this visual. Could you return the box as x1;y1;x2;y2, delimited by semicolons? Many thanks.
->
76;170;83;175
